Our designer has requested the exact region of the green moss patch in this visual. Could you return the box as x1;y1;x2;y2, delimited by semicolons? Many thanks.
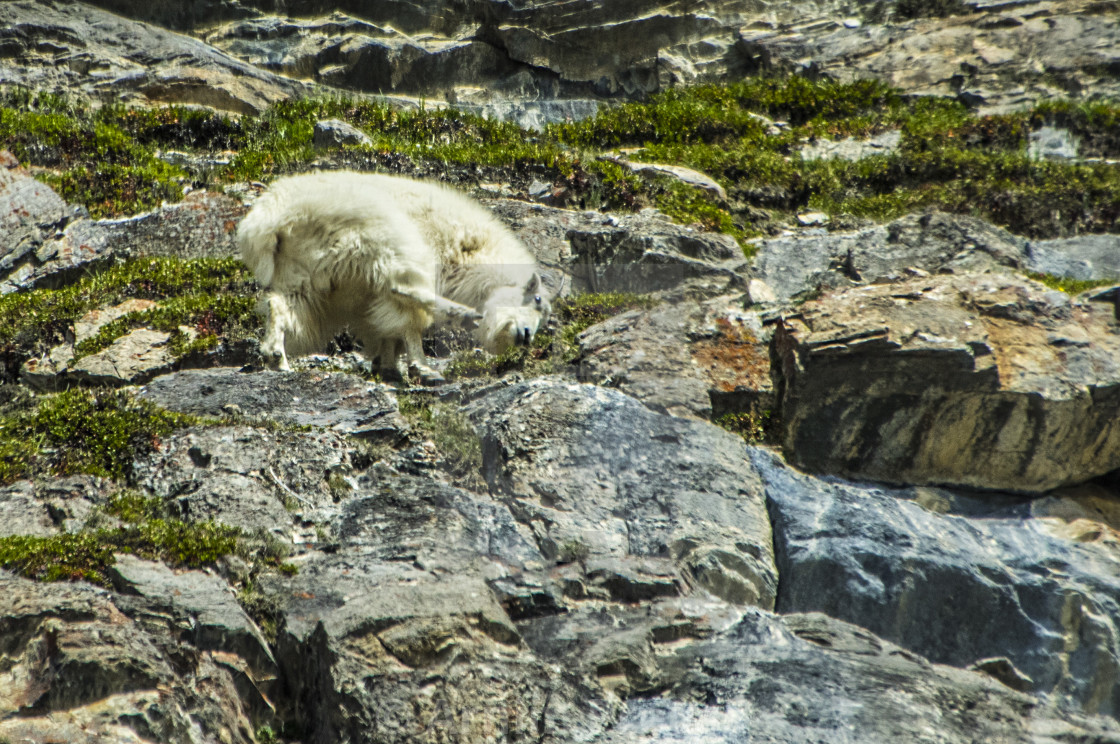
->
0;490;294;587
0;94;185;218
0;490;236;585
0;388;196;485
0;256;258;368
715;410;775;444
1026;272;1119;294
551;78;1120;241
6;77;1119;246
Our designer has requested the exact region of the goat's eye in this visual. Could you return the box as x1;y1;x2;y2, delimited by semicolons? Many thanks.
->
534;295;542;304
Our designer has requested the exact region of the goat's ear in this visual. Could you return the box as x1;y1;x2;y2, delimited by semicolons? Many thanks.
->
526;273;542;293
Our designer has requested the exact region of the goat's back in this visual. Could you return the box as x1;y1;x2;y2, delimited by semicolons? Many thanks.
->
237;172;438;294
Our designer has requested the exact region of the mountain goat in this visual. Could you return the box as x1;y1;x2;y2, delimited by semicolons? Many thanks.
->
236;171;549;382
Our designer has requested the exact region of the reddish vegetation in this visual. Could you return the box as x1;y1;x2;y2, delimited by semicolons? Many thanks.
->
691;316;770;393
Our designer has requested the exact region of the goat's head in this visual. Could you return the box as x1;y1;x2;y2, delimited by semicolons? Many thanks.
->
477;273;551;353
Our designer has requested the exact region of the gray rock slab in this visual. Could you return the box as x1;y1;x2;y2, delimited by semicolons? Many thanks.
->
4;190;246;293
485;199;748;300
277;480;539;643
564;210;745;298
68;328;176;386
736;1;1120;112
753;445;1120;717
772;272;1120;493
73;300;159;345
797;129;902;161
5;217;119;293
604;610;1120;744
576;297;772;420
19;341;76;390
612;159;728;201
0;481;62;537
1026;233;1120;281
264;473;617;744
466;379;777;608
210;16;517;97
132;425;353;534
312;118;373;149
0;475;111;536
518;592;1120;741
0;151;76;290
139;367;407;439
747;211;1027;303
0;0;309;114
1029;126;1081;160
108;554;276;678
205;2;754;101
81;190;247;261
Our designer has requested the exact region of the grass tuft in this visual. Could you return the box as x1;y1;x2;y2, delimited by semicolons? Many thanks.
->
1026;272;1118;294
397;394;482;481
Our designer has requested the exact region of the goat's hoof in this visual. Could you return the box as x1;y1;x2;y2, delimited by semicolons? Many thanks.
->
260;349;288;371
409;363;446;387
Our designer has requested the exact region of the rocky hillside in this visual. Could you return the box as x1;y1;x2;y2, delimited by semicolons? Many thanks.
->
1;1;1120;743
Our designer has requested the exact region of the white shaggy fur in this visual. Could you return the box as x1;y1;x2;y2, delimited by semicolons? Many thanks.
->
236;171;549;379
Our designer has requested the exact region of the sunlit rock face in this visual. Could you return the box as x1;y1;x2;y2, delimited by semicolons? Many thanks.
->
772;272;1120;494
466;379;779;610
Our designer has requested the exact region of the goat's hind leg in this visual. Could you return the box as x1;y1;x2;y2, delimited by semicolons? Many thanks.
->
357;299;445;386
358;333;409;382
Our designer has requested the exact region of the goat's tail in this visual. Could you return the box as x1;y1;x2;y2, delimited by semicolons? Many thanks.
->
235;194;283;287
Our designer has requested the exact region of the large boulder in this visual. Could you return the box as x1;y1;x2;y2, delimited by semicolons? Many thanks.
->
465;379;778;609
771;272;1120;493
595;610;1119;744
564;210;746;297
138;367;407;440
487;199;748;299
208;16;520;97
738;0;1120;112
747;211;1028;304
131;424;355;535
264;472;617;744
754;446;1120;716
2;190;246;293
202;1;756;101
